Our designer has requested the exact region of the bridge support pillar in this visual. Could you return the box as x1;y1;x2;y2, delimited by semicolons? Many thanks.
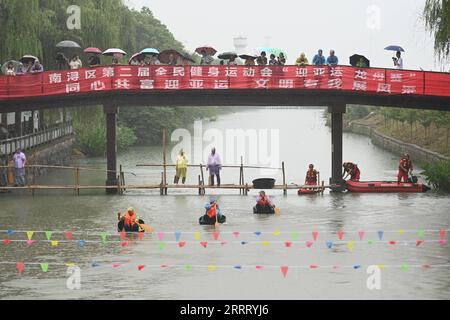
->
328;104;346;187
104;105;118;194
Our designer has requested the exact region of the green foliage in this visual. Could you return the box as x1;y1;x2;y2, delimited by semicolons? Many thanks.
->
422;160;450;192
423;0;450;61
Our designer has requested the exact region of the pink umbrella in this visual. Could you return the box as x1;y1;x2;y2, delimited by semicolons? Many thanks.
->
195;46;217;56
84;47;102;54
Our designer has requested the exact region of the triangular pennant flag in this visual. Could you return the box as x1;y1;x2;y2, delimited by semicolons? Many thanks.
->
368;240;374;245
184;265;193;271
16;262;24;274
254;231;262;237
207;265;217;271
338;231;344;240
377;265;386;269
234;265;242;270
26;231;34;241
3;239;11;245
233;232;240;238
138;265;145;271
326;241;333;249
51;241;59;247
100;232;108;244
306;241;313;248
281;266;289;278
178;241;186;248
358;231;365;241
119;232;126;240
378;231;384;240
194;232;201;241
401;264;410;272
213;231;220;241
92;262;100;267
439;229;446;239
138;232;144;241
65;263;75;267
7;230;14;235
262;241;270;247
220;241;227;246
26;240;33;246
160;265;168;269
353;265;362;270
159;242;166;250
113;264;121;268
256;266;264;270
272;231;281;237
389;241;397;245
174;232;182;242
200;241;208;248
121;241;129;247
312;231;319;241
347;241;354;252
158;232;165;241
291;232;299;241
78;240;85;248
417;230;425;238
416;240;424;247
45;231;53;241
65;232;73;240
439;240;447;246
40;263;49;273
284;241;292;248
241;241;248;245
310;265;318;269
422;264;431;269
398;229;405;236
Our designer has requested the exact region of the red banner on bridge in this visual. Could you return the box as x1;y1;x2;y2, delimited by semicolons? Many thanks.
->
0;65;449;100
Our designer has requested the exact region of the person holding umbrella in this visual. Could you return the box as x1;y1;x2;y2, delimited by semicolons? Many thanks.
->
69;54;83;69
393;51;403;69
257;51;268;66
200;50;214;65
5;62;16;76
296;53;309;66
30;60;44;73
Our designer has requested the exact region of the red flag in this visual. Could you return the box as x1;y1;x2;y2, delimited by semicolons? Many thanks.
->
233;232;240;238
284;241;292;248
17;262;24;274
200;241;208;248
138;265;145;271
440;229;446;239
3;239;11;245
310;265;318;269
256;266;264;270
338;231;344;240
65;232;73;240
120;241;128;247
416;240;424;247
389;241;397;245
178;241;186;248
306;241;313;248
281;266;289;278
113;264;121;268
120;232;126;240
358;231;365;241
213;231;220;240
138;233;144;241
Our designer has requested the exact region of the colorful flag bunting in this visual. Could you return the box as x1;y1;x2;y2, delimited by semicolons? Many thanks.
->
194;232;201;241
40;263;49;272
254;232;262;237
284;241;292;248
159;242;166;250
281;266;289;278
347;241;355;252
291;232;299;241
213;231;220;241
175;232;182;242
378;231;384;240
65;232;73;240
158;232;165;241
312;231;319;241
439;229;446;239
45;231;53;241
138;265;145;271
326;241;333;249
306;241;313;248
26;231;34;241
26;240;33;246
358;231;365;241
3;239;11;245
17;262;24;274
338;231;344;240
207;265;216;271
200;241;208;248
100;232;107;244
233;232;240;238
51;241;58;247
178;241;186;248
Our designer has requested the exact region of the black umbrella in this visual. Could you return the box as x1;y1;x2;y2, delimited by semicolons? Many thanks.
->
56;40;81;49
181;52;196;63
350;54;370;68
218;52;238;60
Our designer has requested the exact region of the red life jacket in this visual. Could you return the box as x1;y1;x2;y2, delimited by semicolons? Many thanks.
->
351;165;360;179
124;212;137;228
207;203;217;218
306;169;318;183
399;158;412;171
257;195;270;206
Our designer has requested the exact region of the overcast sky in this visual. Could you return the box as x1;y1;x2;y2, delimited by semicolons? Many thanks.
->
125;0;448;71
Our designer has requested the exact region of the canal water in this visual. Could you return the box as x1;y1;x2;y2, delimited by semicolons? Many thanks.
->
0;109;449;300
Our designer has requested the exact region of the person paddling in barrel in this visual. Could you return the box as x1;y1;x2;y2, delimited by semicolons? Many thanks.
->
343;162;361;182
398;153;413;184
254;191;276;214
305;164;319;186
199;197;226;225
118;207;153;233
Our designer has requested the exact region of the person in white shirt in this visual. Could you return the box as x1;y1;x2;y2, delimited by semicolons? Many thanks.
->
13;148;26;186
69;55;83;69
393;51;403;69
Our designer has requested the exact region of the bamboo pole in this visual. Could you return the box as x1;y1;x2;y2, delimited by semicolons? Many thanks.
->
75;167;80;196
282;162;287;196
200;164;205;195
162;129;167;195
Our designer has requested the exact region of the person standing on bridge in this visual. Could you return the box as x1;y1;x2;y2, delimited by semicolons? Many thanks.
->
326;50;339;66
0;154;8;190
69;55;83;69
200;50;214;65
393;51;403;69
257;52;268;66
312;49;325;65
397;153;413;184
174;149;189;185
296;53;309;66
13;148;26;187
207;147;222;186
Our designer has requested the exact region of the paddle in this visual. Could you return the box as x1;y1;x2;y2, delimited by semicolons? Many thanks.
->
117;212;154;233
275;207;281;215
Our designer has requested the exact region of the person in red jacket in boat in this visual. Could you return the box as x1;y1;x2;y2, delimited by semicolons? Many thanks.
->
254;191;276;214
343;162;361;181
397;153;413;184
305;164;319;186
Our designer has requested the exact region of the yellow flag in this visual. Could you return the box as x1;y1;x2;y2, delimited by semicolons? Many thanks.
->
51;241;59;247
262;241;270;247
272;231;281;237
26;231;34;241
347;241;355;252
207;265;217;271
398;230;405;236
194;232;201;241
66;263;75;267
377;265;386;269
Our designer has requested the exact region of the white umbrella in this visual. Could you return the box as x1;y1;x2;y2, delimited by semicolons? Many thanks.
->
102;48;127;56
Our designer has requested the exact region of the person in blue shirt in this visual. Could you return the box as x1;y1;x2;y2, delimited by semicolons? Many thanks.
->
312;49;326;65
326;50;339;66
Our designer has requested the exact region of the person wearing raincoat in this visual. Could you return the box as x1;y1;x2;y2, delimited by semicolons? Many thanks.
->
296;53;309;66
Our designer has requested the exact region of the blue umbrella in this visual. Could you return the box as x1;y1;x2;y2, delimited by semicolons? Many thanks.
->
141;48;160;55
384;45;405;52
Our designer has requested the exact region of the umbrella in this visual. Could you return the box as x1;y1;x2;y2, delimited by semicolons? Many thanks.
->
56;40;81;49
102;48;127;56
84;47;102;54
159;49;183;64
350;54;370;67
140;48;160;55
1;60;21;74
128;52;144;64
384;45;405;52
239;54;257;60
195;46;217;56
218;52;238;60
19;55;38;64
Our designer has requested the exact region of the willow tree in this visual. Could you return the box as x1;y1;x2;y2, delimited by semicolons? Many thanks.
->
423;0;450;61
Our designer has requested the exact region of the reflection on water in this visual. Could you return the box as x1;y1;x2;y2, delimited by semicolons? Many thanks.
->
0;109;449;300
